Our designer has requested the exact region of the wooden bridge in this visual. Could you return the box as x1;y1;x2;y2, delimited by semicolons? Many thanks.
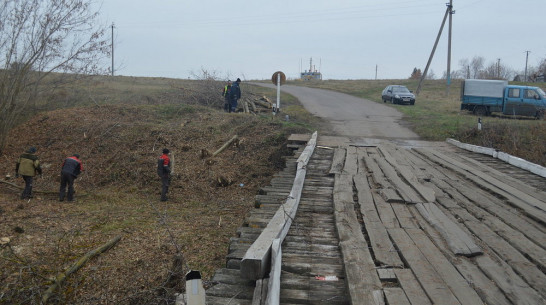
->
204;134;546;305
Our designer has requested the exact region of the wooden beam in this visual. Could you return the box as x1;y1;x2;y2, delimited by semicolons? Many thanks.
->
265;239;281;305
334;173;382;304
415;202;482;257
241;132;317;280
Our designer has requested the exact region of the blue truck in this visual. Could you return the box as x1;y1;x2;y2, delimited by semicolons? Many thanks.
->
460;79;546;119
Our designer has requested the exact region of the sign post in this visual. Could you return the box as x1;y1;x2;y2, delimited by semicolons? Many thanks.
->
271;71;286;115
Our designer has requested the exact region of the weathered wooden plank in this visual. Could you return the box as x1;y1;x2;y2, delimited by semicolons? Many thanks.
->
415;202;482;256
388;228;461;305
453;151;546;202
379;145;436;202
374;157;423;204
379;188;404;203
372;191;400;229
206;296;252;305
211;268;256;286
384;288;411;305
279;288;349;305
405;228;484;305
334;173;382;304
281;261;344;277
390;203;419;229
434;186;546;271
353;173;374;205
252;278;267;305
460;215;546;293
394;269;432;305
206;283;255;300
264;239;281;305
343;146;359;175
475;254;546;304
354;174;404;267
438;177;546;244
363;155;390;188
376;268;397;281
415;148;546;224
329;147;346;175
411;187;513;305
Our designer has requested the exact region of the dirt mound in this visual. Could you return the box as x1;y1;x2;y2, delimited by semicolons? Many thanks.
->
0;104;302;304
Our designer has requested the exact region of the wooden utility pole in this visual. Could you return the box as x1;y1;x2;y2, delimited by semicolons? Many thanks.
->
416;5;450;96
524;50;531;81
111;23;115;76
446;0;454;96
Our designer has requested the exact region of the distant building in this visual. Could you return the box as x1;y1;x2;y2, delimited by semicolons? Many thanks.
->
300;58;322;81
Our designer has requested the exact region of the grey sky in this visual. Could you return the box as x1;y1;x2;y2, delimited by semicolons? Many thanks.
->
97;0;546;80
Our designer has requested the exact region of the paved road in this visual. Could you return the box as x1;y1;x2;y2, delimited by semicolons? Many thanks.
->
253;83;420;143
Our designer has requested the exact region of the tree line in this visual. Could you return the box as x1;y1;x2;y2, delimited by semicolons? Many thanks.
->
410;56;546;81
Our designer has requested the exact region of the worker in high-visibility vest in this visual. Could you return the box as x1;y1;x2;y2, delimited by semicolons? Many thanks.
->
222;80;232;112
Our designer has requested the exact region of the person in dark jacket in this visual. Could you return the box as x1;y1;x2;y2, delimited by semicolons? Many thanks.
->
229;78;242;113
157;148;171;201
222;80;232;112
15;146;42;199
59;154;84;202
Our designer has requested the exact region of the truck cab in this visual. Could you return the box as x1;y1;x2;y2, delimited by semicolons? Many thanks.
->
504;86;546;117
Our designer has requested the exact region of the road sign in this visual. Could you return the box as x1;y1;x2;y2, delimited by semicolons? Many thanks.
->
271;71;286;86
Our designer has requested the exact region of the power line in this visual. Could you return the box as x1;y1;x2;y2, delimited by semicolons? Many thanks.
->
114;2;445;29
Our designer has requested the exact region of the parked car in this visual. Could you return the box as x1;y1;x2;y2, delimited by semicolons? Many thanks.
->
381;85;416;105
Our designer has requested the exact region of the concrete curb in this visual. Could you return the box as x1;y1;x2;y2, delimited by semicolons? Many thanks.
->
446;138;546;178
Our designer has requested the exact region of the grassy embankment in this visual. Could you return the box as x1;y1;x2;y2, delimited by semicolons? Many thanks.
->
288;78;545;166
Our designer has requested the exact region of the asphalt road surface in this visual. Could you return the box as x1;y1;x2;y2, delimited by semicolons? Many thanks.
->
253;83;420;143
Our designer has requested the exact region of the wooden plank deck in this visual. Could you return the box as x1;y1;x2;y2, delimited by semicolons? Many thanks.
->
206;136;546;304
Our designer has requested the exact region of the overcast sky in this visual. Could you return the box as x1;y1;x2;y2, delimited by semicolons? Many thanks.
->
96;0;546;80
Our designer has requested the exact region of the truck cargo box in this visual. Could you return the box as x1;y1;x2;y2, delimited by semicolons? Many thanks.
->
463;79;508;98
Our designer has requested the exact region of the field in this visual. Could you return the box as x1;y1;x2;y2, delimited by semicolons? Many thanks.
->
1;76;544;304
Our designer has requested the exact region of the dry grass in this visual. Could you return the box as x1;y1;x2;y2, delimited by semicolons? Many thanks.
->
0;76;319;304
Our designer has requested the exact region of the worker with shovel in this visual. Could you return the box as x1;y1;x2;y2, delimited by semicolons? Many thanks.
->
59;154;84;202
15;146;42;199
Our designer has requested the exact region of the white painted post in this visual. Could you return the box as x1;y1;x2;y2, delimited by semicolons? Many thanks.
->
276;73;281;115
186;270;206;305
478;117;482;131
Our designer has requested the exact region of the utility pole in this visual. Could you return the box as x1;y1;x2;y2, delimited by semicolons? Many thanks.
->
446;0;454;96
497;58;501;78
524;50;530;82
375;64;378;80
111;23;115;76
416;4;450;96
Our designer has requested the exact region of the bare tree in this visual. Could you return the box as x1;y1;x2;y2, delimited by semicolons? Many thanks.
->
481;61;514;80
470;56;485;79
0;0;110;154
458;58;471;79
409;68;422;79
426;69;436;80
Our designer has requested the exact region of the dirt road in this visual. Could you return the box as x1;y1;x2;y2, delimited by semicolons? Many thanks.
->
253;83;420;142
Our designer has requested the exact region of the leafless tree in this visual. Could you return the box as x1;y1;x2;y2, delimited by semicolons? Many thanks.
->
481;61;514;80
469;56;485;79
0;0;110;155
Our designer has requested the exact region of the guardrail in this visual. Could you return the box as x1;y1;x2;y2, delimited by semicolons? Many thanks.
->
446;138;546;178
